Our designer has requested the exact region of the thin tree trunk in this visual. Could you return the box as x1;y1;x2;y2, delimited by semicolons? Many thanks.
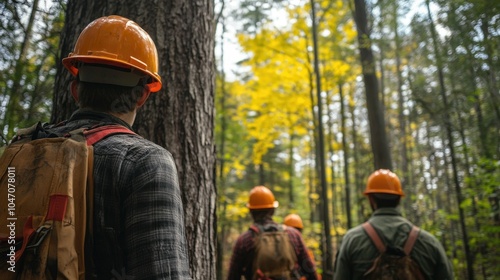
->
289;127;295;207
405;69;418;222
325;90;339;239
348;85;364;224
480;18;500;122
308;130;319;225
437;126;459;259
332;159;342;254
259;163;265;185
393;3;411;220
4;0;39;138
305;31;322;251
310;1;333;278
339;84;352;229
352;0;392;170
455;105;488;279
425;1;474;278
329;155;338;236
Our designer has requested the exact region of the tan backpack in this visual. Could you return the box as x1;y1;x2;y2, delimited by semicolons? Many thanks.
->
0;123;134;279
362;222;425;280
251;224;298;280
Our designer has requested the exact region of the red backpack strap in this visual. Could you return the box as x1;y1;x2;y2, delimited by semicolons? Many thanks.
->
403;226;420;255
83;124;135;275
362;222;386;253
14;216;36;261
250;224;260;234
84;125;136;145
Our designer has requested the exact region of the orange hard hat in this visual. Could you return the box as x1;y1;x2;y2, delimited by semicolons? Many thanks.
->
364;169;404;196
62;15;162;92
284;214;303;229
247;186;279;210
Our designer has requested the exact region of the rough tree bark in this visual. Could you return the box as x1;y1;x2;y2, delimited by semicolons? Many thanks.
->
52;1;216;279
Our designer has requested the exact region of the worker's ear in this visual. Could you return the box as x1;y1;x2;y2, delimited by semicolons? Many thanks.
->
70;80;79;102
137;87;151;108
368;195;377;211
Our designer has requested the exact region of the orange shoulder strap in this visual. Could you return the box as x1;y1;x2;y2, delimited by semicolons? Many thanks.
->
403;226;420;255
362;222;386;253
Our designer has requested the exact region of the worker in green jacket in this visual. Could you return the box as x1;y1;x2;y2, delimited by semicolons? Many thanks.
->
333;169;454;279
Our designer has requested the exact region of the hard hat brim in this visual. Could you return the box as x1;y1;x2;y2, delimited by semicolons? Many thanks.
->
63;55;162;92
247;200;279;209
363;190;405;196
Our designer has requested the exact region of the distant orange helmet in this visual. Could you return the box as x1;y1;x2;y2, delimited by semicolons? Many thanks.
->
284;214;303;229
62;15;162;92
364;169;404;196
247;186;279;210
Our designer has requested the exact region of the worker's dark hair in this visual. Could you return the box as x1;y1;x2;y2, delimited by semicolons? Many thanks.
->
250;208;275;223
76;80;145;114
370;193;401;208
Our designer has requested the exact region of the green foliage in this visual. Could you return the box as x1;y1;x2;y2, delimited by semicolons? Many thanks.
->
0;0;64;142
233;0;288;34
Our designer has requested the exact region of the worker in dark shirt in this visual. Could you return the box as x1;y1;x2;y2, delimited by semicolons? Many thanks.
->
227;186;317;280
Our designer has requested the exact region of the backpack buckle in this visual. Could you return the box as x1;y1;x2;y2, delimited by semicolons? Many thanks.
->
26;225;51;255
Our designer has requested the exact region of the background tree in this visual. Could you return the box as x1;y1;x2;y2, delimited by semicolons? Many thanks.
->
310;0;333;277
351;0;393;170
0;0;62;141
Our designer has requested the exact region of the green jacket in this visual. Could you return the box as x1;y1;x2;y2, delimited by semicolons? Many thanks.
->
333;208;454;280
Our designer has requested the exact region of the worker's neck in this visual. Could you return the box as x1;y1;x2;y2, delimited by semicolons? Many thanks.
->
110;110;136;127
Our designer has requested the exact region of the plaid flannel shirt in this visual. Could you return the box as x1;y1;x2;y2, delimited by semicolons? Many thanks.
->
227;220;317;280
47;109;191;279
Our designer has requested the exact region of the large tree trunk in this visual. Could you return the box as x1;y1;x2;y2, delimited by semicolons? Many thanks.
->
52;1;216;279
352;0;392;170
